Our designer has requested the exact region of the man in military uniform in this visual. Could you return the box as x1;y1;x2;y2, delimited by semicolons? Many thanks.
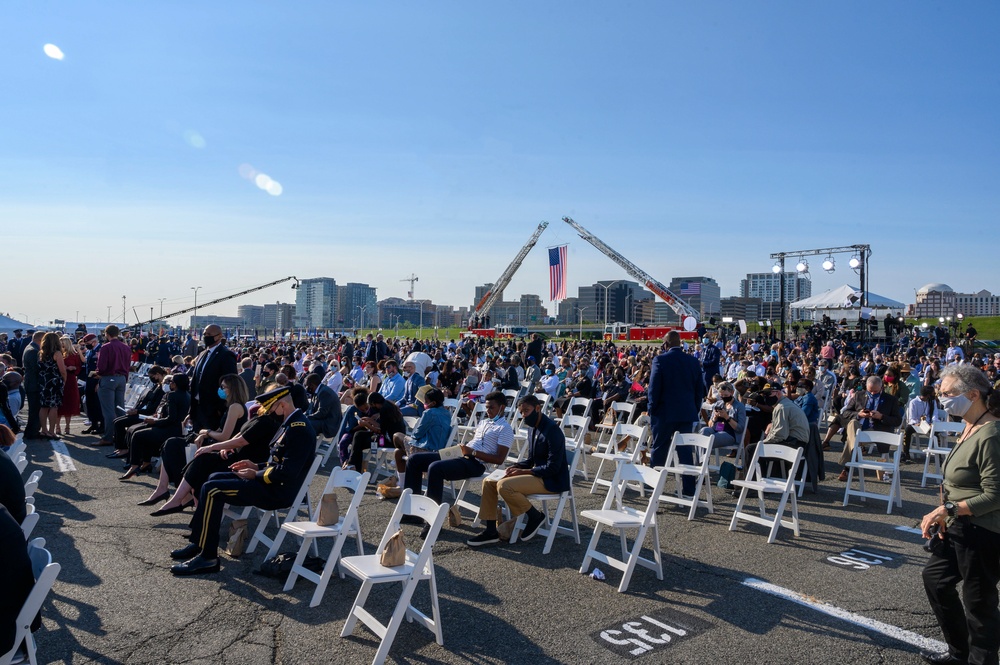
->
170;386;317;576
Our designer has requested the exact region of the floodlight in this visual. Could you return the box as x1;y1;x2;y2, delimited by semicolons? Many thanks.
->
822;256;835;273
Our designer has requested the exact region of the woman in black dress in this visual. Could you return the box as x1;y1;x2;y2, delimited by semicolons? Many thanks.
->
121;374;190;480
37;332;66;439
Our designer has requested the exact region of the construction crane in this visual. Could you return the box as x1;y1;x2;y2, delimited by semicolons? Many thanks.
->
400;273;419;299
128;276;300;332
561;217;700;322
472;221;549;324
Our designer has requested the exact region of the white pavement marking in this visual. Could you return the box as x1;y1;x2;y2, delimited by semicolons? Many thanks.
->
51;440;77;472
742;577;946;653
895;526;923;535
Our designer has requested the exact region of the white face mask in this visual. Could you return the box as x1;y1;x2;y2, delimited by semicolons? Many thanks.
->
162;383;172;393
940;394;972;418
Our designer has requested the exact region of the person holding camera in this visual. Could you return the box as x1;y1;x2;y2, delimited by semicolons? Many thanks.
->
835;375;902;481
698;381;746;452
920;364;1000;665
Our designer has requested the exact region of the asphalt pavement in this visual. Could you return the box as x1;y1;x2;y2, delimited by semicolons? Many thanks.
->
24;418;940;664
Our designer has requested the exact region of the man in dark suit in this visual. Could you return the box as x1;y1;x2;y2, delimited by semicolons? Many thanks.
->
238;357;257;399
188;325;238;432
468;393;569;547
303;374;342;438
647;331;705;496
21;331;44;439
169;387;317;576
836;374;902;481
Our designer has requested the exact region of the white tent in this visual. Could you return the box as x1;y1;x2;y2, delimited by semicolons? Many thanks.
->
789;285;905;311
0;315;31;335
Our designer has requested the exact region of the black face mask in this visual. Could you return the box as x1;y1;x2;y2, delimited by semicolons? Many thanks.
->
203;334;216;346
721;394;733;402
523;410;540;427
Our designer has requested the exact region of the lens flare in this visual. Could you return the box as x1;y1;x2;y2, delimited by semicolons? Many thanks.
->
43;44;65;60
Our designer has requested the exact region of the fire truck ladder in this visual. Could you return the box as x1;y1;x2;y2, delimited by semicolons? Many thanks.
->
472;221;549;321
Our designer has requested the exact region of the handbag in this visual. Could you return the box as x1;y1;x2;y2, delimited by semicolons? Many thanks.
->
380;529;407;567
317;493;340;527
225;519;249;558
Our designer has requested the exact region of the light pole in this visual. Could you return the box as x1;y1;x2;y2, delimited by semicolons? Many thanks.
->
107;306;111;325
419;301;423;339
598;280;622;326
158;298;167;319
150;307;154;333
357;306;367;332
578;306;589;341
191;286;202;334
122;296;126;327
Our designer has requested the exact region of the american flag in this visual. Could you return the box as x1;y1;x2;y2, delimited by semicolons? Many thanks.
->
680;281;701;296
549;245;568;301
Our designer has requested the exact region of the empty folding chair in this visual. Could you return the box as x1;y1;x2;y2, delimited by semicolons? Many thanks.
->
23;470;42;499
590;422;648;495
579;462;668;593
0;540;60;665
843;431;904;513
14;452;28;475
594;401;635;448
508;435;584;554
319;407;350;467
729;443;804;544
21;503;39;541
340;490;448;665
560;415;591;481
658;432;715;520
922;421;963;488
267;467;370;607
7;440;25;461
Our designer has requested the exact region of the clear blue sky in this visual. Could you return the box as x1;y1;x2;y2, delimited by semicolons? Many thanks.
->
3;1;998;326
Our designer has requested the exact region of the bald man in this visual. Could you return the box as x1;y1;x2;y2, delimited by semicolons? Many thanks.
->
188;325;238;431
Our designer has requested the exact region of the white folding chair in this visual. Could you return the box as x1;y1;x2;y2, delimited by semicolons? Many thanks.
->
340;490;447;665
267;467;370;607
0;540;60;665
710;423;747;473
560;415;591;481
579;463;668;593
508;435;583;554
23;470;42;499
658;432;715;521
594;401;635;447
319;404;349;467
729;443;804;544
7;440;25;461
844;431;903;513
556;396;592;424
922;421;963;488
223;454;323;554
14;452;28;475
455;402;486;444
590;423;648;495
21;503;39;541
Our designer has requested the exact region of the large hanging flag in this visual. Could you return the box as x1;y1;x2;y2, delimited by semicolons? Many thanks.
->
680;281;701;296
549;245;568;301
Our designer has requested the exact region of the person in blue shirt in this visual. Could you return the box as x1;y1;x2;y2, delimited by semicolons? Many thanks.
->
397;360;426;417
794;379;820;425
378;360;405;404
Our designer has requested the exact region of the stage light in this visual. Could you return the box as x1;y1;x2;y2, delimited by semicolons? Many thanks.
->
849;255;861;269
771;262;781;274
795;259;809;273
822;256;835;272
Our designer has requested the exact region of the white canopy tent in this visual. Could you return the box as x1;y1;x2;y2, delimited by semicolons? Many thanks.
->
789;285;905;322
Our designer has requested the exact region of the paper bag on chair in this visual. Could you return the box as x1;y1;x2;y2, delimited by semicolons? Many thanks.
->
317;493;340;526
380;529;406;567
225;519;249;558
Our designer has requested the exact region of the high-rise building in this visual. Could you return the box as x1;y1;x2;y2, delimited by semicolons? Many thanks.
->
739;272;812;303
263;302;296;331
667;277;721;318
473;283;502;310
486;295;549;327
295;277;338;329
908;283;1000;318
337;282;378;329
577;281;653;325
236;305;264;329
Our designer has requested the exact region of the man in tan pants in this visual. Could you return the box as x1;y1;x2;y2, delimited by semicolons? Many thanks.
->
467;394;570;547
836;376;902;481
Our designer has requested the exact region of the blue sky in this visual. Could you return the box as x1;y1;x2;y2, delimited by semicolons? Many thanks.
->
2;1;998;326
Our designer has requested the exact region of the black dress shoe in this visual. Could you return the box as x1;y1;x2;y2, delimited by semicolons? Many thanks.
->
138;491;170;506
171;555;220;576
920;650;967;665
151;502;191;518
106;451;128;459
170;543;202;560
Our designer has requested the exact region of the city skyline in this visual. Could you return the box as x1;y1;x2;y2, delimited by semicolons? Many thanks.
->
4;3;998;325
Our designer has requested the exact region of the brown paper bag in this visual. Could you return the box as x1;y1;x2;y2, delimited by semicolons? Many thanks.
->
447;505;463;528
497;518;518;543
317;493;340;527
380;529;406;567
225;519;249;558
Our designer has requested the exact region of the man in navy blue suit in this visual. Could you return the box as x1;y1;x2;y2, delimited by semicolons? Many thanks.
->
648;331;705;496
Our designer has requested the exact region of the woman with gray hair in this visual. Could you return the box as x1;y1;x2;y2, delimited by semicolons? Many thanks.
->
698;381;746;452
920;363;1000;665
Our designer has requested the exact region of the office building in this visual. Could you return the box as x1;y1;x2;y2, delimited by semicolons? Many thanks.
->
667;277;721;318
295;277;338;329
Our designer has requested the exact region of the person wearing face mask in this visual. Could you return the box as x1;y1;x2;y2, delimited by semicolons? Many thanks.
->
540;363;562;400
903;385;946;464
919;363;1000;665
121;374;190;480
188;324;238;433
396;360;426;416
303;373;342;439
79;333;104;435
698;382;746;453
142;374;249;508
468;393;568;548
169;386;317;576
400;390;508;529
101;366;168;458
835;375;903;482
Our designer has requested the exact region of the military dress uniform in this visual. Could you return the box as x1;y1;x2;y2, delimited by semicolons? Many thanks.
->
186;408;317;560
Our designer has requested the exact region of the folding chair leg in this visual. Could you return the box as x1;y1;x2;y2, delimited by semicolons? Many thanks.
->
427;564;444;646
372;580;421;665
248;510;277;554
284;536;312;591
768;494;789;544
790;494;800;537
265;521;290;559
580;523;605;573
310;534;350;608
729;487;750;532
341;579;374;637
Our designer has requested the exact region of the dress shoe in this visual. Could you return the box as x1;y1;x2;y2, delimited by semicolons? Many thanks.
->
94;439;114;447
151;502;192;517
106;451;128;459
170;543;202;560
837;469;849;482
138;491;169;506
171;555;220;576
120;467;140;481
919;650;966;665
